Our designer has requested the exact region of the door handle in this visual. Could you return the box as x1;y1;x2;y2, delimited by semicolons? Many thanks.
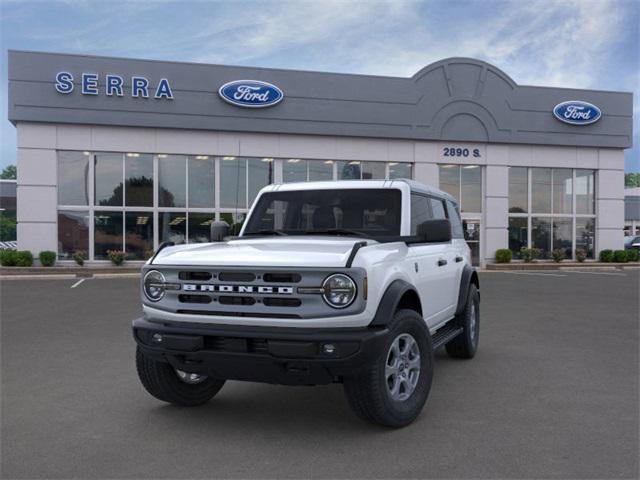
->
437;259;447;267
455;256;463;263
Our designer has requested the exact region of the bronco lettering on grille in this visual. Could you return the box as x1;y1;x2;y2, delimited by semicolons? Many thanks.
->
182;284;293;294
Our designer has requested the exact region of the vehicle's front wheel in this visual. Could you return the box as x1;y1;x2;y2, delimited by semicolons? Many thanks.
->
136;347;225;406
343;309;433;428
445;284;479;359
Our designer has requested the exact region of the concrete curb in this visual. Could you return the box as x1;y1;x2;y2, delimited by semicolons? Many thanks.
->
486;262;639;271
0;266;142;277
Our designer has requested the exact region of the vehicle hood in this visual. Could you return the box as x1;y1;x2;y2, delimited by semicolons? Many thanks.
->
152;236;371;268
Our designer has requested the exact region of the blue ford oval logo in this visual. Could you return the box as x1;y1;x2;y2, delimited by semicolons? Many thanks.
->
218;80;283;108
553;100;601;125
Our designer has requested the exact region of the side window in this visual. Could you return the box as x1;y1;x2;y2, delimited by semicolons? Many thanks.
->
410;194;432;234
429;197;447;220
446;200;464;238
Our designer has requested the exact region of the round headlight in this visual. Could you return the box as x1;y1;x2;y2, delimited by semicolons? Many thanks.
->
322;274;357;309
143;270;166;302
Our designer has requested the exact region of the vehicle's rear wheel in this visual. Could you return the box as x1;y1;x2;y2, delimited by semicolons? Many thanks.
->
136;347;225;406
343;309;433;428
445;284;479;359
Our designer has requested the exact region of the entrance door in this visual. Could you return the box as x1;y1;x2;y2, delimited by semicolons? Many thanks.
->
463;218;481;266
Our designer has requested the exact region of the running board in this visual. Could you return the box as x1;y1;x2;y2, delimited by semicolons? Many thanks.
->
432;324;464;349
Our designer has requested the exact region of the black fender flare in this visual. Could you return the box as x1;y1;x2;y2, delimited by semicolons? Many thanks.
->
455;265;479;315
369;279;420;327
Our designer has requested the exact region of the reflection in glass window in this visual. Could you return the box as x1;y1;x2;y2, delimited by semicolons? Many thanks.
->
553;169;572;214
361;162;385;179
461;165;481;212
508;167;528;213
158;155;186;207
576;170;595;214
58;210;89;259
159;212;186;244
337;161;361;180
188;213;215;243
309;160;334;181
531;217;551;258
220;157;247;208
438;165;459;202
508;217;527;258
125;153;153;207
283;159;308;182
95;153;123;206
531;168;552;213
94;211;123;259
446;200;464;239
248;158;273;205
410;194;431;234
576;218;595;258
221;212;246;236
58;151;90;205
429;198;447;219
552;217;572;257
388;162;412;179
125;212;154;260
188;156;215;208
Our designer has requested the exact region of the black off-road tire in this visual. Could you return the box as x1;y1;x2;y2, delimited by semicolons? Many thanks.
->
343;309;434;428
136;347;225;406
445;284;480;359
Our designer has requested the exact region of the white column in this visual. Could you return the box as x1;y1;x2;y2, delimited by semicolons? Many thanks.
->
596;149;625;252
16;123;58;257
484;165;509;264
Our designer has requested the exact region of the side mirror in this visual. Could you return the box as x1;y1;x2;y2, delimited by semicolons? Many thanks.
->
417;219;452;243
210;221;230;242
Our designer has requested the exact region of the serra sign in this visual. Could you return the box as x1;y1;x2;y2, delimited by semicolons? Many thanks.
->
55;72;174;99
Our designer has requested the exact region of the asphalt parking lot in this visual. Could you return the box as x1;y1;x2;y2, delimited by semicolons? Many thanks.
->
1;270;638;479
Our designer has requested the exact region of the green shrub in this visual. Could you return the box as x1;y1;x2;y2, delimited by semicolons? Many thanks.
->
0;249;17;266
495;249;512;263
599;249;614;262
73;250;87;266
107;249;126;266
613;250;628;263
15;250;34;267
39;250;56;267
575;249;587;263
626;249;639;262
520;248;533;263
551;249;565;263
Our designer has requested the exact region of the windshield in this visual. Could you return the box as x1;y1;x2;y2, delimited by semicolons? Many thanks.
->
242;188;402;238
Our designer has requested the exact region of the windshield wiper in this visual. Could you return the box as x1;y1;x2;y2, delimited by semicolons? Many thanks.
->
307;228;369;238
244;229;288;236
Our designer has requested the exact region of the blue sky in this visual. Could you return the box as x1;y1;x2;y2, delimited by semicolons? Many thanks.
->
1;0;638;171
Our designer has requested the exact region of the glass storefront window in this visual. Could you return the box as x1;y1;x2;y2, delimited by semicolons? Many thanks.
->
58;210;89;259
188;155;215;208
309;160;333;180
553;169;572;214
159;212;186;244
552;217;572;258
283;159;308;182
508;167;528;213
461;165;481;212
531;217;551;259
248;158;273;205
508;217;527;258
124;153;153;207
576;218;596;258
576;170;595;214
438;165;459;201
188;213;215;243
125;212;154;260
361;161;385;180
158;155;186;208
220;157;247;209
58;151;90;205
95;153;123;206
531;168;552;213
337;161;362;180
94;211;123;259
388;162;412;179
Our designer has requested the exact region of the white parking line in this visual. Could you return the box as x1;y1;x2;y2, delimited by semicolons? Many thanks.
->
70;278;86;288
567;270;626;276
495;271;567;277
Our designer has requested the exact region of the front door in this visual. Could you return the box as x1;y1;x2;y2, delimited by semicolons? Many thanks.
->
463;218;481;266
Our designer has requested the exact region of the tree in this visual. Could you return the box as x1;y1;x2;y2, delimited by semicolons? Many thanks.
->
625;173;640;188
1;165;16;179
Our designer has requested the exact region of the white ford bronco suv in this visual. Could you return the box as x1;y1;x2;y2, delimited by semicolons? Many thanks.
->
134;180;480;427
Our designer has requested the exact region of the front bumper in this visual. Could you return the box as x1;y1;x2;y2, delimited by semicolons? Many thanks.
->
133;317;390;385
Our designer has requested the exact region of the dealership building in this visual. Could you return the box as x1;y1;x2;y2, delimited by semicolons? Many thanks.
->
7;50;633;266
